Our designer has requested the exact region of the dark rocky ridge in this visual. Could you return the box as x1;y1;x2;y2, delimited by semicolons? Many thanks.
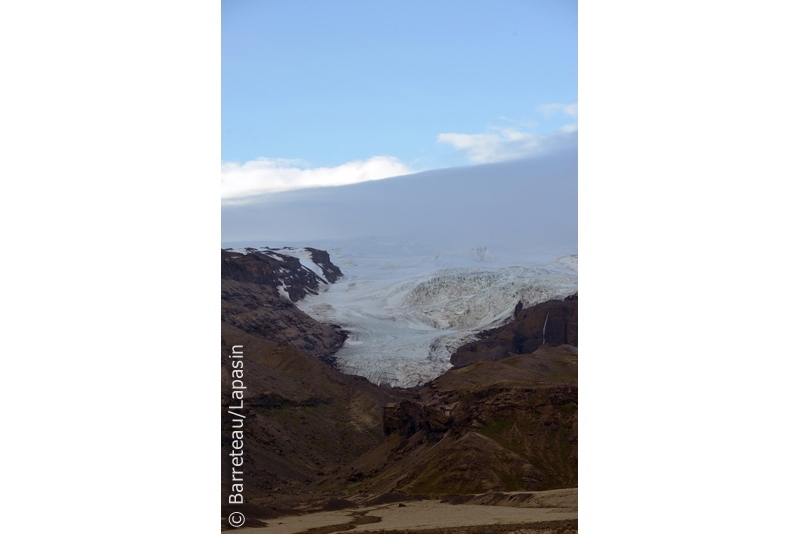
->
221;249;347;361
450;294;578;368
222;247;342;302
304;247;344;283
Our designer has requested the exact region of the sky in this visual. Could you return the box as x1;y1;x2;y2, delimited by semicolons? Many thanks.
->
222;0;577;201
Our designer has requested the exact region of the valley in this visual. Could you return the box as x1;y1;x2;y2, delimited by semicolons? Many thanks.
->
220;243;578;531
227;238;577;387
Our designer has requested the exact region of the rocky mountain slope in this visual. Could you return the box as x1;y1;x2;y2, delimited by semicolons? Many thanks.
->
221;247;577;522
221;324;399;491
317;343;577;495
450;294;578;368
221;248;404;515
222;248;346;361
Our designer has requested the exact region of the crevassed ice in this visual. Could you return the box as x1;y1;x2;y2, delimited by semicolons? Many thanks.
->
299;253;578;388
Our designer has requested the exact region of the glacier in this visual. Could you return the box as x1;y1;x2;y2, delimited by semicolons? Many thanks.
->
223;146;578;387
230;238;577;387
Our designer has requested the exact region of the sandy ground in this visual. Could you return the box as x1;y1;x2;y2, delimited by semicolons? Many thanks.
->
237;489;577;534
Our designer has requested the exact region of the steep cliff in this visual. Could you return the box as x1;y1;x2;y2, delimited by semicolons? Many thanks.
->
450;294;578;368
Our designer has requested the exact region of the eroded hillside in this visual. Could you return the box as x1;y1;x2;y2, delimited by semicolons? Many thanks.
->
318;344;577;495
221;249;404;517
220;247;578;524
221;248;347;361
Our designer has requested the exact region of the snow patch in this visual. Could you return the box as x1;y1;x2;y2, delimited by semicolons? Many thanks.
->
274;247;327;281
277;284;291;301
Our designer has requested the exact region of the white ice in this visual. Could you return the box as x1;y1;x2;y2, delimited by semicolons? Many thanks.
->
266;238;577;387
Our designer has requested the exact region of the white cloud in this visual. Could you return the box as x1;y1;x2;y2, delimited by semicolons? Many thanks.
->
221;156;413;201
439;105;579;164
437;128;545;164
536;102;579;119
437;123;578;164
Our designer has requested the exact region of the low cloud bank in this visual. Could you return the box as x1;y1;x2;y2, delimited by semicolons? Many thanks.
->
222;156;412;201
223;108;577;202
222;142;577;251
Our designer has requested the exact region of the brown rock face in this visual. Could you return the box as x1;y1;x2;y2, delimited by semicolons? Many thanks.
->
222;247;341;302
221;250;346;361
319;345;578;495
383;400;451;441
451;294;578;368
304;247;344;283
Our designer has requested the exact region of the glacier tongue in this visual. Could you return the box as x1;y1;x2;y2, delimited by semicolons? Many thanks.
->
295;239;578;388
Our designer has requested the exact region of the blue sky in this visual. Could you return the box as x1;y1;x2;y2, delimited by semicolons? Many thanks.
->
222;0;577;200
